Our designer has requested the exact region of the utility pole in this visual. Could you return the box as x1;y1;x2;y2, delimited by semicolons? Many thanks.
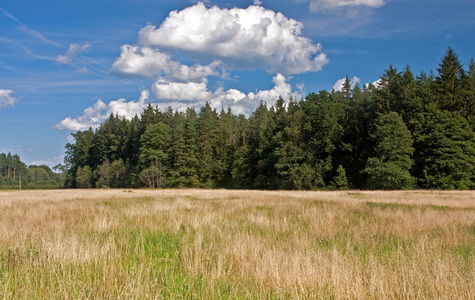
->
19;171;21;190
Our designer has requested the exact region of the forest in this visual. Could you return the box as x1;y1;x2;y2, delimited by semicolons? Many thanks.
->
0;153;64;189
61;48;475;190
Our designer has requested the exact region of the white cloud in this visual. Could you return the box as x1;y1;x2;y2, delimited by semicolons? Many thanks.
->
111;45;220;81
332;76;361;92
30;156;64;168
0;8;62;48
254;0;263;5
0;89;19;109
365;78;382;89
54;90;149;131
137;3;328;74
56;43;92;65
304;0;387;13
55;73;300;131
75;67;89;74
153;73;297;115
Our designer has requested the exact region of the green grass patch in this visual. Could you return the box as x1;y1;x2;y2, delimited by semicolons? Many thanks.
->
365;201;416;211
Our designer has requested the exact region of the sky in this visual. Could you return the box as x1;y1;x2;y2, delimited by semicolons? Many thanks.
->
1;0;474;168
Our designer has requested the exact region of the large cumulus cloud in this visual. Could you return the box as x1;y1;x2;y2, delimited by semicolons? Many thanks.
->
117;3;328;76
57;3;326;131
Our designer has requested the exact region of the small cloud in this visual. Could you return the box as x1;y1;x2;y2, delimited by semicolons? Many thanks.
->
253;0;263;5
303;0;387;14
332;76;361;92
0;89;19;109
1;144;26;153
56;43;91;65
75;66;89;74
30;156;64;168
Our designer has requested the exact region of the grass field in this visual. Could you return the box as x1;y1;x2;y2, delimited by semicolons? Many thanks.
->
0;189;474;299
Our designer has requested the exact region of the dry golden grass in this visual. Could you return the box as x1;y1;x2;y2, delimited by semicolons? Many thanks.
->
1;189;474;299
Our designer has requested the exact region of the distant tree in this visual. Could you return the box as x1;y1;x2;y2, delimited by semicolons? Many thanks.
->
139;122;171;188
97;159;112;188
301;91;345;188
111;159;125;188
64;128;94;187
333;165;349;190
183;108;200;187
197;102;219;188
76;165;93;188
168;111;187;188
139;166;159;189
364;112;415;190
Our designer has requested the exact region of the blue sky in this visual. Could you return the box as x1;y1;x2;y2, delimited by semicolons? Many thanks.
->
1;0;474;167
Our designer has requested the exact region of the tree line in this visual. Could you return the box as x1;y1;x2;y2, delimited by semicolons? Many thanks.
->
0;153;64;189
62;48;475;190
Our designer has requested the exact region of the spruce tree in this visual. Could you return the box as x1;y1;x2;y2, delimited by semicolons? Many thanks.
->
436;47;465;111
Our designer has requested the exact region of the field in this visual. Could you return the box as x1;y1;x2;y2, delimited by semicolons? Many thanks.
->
0;189;474;299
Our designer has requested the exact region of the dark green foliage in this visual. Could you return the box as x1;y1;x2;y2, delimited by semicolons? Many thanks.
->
436;47;466;112
61;48;475;190
364;112;415;190
412;110;475;189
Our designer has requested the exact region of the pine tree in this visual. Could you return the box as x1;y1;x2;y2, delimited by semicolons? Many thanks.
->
168;111;187;188
183;108;200;187
197;103;219;188
374;65;402;114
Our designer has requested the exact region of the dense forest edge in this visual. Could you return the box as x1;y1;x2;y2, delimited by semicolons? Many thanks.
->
3;48;475;190
0;153;64;189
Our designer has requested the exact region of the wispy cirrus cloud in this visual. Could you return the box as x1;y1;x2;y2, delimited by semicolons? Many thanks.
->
56;43;92;64
0;8;62;47
298;0;387;14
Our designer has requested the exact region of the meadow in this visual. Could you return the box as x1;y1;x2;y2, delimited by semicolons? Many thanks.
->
0;189;474;299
